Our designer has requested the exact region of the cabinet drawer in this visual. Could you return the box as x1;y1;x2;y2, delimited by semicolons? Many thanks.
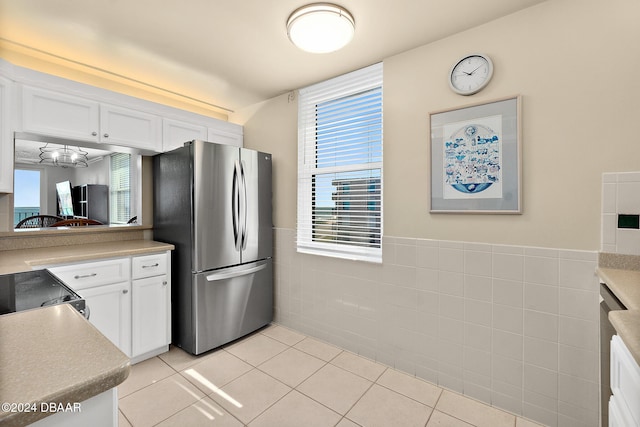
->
49;258;131;290
132;253;168;279
611;335;640;426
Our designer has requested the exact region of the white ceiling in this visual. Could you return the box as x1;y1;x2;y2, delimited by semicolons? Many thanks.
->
0;0;546;114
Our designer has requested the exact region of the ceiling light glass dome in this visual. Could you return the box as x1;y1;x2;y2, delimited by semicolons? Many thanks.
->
287;3;355;54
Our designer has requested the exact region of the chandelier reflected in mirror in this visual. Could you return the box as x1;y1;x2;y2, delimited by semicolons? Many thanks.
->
39;143;89;168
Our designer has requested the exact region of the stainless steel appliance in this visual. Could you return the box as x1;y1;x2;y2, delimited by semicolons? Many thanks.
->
154;140;273;355
600;281;627;427
0;269;88;318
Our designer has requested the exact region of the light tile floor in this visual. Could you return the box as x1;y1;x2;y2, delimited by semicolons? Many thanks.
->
118;324;544;427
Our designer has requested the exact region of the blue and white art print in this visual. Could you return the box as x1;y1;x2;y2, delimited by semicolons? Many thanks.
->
442;115;503;200
430;96;521;213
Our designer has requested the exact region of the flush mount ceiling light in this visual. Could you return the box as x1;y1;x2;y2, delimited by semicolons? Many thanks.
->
39;143;89;168
287;3;355;54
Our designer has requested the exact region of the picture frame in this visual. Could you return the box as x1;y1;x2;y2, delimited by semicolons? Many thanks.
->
429;95;522;214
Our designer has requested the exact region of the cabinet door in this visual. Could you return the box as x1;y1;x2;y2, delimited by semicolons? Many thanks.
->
81;281;132;357
132;275;170;357
0;76;12;193
611;335;640;426
100;103;162;151
162;118;207;152
207;127;242;147
21;85;100;142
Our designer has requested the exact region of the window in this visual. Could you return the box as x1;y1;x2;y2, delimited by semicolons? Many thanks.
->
297;63;383;262
110;153;131;224
13;169;41;226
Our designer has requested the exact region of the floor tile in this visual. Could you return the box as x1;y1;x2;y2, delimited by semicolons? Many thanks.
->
347;384;433;427
377;368;443;407
248;390;341;427
209;368;291;424
336;418;361;427
331;350;387;381
436;390;516;427
180;349;253;394
225;333;288;366
427;410;474;426
158;344;212;372
119;410;132;427
155;396;243;426
298;363;372;415
118;324;540;427
294;337;343;361
118;356;175;398
517;417;546;427
119;373;206;427
258;347;326;387
261;324;306;346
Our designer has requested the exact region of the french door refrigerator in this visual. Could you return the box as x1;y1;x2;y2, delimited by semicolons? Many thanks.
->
153;140;273;355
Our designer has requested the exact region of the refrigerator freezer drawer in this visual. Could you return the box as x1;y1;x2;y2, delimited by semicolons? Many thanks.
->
192;259;273;355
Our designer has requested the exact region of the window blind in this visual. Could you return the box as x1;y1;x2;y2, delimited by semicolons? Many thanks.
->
110;153;130;224
297;63;383;263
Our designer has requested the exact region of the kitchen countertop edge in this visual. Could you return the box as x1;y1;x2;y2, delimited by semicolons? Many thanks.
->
597;264;640;366
0;305;131;426
609;310;640;367
0;239;175;274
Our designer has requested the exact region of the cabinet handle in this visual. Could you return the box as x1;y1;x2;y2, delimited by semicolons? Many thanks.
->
142;263;159;269
162;281;167;286
122;289;129;294
103;133;109;138
91;131;97;136
74;273;97;279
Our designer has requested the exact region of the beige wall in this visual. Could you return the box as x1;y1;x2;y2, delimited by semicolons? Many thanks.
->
237;0;640;251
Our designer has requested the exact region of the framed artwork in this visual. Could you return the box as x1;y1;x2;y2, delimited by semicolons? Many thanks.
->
429;95;522;214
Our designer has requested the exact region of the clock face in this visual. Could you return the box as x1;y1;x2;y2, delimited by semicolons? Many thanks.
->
449;54;494;95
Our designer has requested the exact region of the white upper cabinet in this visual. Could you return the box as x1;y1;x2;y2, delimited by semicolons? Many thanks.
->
162;118;207;152
21;85;162;151
208;126;242;147
1;58;243;172
21;86;100;142
0;76;13;193
19;83;242;153
100;103;161;150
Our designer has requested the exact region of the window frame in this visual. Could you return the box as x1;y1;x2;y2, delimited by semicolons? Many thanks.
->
109;152;131;224
297;63;383;263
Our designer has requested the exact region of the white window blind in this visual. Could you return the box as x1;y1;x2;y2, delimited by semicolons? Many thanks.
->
110;153;130;224
297;63;383;263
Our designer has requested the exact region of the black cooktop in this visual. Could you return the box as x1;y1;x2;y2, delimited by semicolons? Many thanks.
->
0;269;87;316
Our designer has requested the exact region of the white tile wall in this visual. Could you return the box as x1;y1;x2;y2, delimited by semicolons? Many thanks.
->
602;172;640;254
273;228;600;427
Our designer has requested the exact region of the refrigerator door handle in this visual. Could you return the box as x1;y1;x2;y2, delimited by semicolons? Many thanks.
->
240;160;248;250
232;160;241;251
205;261;268;282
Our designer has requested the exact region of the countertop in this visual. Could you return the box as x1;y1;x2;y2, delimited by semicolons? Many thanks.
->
597;265;640;366
0;304;130;426
0;239;174;275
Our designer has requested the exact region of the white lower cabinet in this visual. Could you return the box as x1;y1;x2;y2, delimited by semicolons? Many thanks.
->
47;251;171;363
30;388;117;427
81;281;132;357
131;252;171;362
610;334;640;427
132;275;169;358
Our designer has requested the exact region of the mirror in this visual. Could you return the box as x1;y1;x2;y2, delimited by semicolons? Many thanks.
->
13;136;141;229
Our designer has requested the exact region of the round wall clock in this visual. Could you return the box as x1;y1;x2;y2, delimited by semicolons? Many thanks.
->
449;54;494;96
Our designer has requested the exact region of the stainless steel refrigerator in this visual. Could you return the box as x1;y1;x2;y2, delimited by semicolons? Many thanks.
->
153;140;273;355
